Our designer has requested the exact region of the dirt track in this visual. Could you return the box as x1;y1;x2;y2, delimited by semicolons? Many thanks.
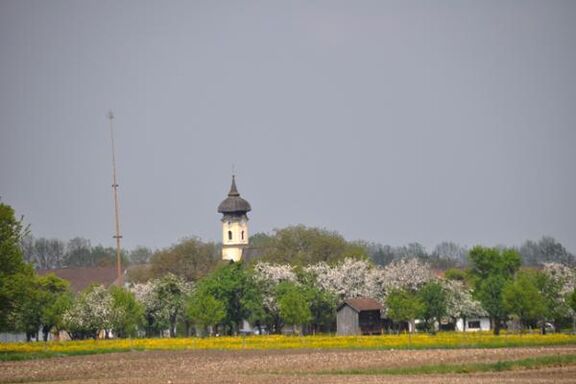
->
1;346;576;384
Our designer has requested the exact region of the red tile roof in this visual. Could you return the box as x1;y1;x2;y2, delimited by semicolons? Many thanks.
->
38;266;121;292
338;297;382;312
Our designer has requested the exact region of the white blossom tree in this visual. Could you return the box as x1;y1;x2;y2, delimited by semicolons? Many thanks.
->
542;263;576;329
63;285;112;339
543;263;576;296
305;258;376;301
252;262;297;314
373;258;435;316
131;274;191;337
442;279;486;330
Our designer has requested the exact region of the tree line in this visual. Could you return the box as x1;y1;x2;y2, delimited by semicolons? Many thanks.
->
2;202;576;340
21;235;153;270
23;226;574;274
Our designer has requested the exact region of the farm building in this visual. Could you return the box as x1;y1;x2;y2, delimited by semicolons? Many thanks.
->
456;317;491;332
336;297;384;336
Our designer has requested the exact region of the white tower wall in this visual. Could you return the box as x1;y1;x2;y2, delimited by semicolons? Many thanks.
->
221;216;249;262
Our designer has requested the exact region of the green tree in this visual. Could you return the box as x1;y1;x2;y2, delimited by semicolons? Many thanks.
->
566;288;576;332
13;280;43;340
0;202;34;331
186;290;225;336
444;268;468;282
109;285;144;338
477;275;509;335
502;271;547;331
468;246;521;335
37;274;72;341
149;238;220;282
129;246;153;265
418;281;447;334
386;289;423;334
63;237;92;266
197;263;263;335
469;246;521;280
257;225;367;266
301;280;337;334
532;270;569;334
43;290;73;340
277;282;311;335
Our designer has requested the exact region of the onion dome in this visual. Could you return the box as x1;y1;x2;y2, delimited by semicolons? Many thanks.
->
217;176;251;214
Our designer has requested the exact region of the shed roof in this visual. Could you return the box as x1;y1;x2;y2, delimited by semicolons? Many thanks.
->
337;297;382;313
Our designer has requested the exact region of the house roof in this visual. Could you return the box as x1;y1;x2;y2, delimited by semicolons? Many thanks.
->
218;175;251;214
38;266;121;293
337;297;383;313
242;247;264;262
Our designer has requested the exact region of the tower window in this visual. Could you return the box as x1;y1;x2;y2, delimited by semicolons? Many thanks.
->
241;231;245;240
228;231;232;241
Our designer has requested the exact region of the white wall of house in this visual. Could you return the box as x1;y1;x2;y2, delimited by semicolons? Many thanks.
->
0;332;27;342
456;317;490;332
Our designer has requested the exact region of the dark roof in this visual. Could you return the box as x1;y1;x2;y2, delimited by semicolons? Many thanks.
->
337;297;382;313
38;266;121;293
218;175;252;214
242;247;264;262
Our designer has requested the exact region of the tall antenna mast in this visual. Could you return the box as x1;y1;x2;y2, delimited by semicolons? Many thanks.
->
108;111;123;286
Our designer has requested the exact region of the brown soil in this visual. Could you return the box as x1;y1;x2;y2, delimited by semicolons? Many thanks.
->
1;346;575;384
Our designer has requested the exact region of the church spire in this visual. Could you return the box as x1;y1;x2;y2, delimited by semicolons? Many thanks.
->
218;175;251;262
228;175;240;197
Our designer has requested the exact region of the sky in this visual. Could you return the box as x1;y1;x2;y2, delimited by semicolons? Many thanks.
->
1;0;575;253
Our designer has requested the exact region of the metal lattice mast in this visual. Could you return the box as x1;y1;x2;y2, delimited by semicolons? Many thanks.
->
108;111;123;286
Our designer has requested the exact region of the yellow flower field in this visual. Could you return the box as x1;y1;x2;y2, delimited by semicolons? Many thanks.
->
1;332;575;357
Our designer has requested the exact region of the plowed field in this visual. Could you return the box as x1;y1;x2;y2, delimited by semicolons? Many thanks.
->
1;346;576;383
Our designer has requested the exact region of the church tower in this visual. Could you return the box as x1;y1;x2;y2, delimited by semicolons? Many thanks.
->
217;175;251;262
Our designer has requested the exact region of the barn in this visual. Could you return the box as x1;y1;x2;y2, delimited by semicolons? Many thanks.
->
336;297;384;336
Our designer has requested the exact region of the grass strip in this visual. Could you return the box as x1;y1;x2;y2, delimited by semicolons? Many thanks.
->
0;348;140;361
319;354;576;376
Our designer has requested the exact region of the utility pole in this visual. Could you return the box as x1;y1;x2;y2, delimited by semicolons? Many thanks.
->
108;111;123;286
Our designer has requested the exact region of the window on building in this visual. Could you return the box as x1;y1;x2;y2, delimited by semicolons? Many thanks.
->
468;320;481;329
241;231;244;240
228;231;232;241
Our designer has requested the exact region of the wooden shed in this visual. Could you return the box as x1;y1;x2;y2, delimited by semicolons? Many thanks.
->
336;297;384;336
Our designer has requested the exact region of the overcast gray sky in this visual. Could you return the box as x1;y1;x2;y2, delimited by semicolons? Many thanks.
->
1;0;575;253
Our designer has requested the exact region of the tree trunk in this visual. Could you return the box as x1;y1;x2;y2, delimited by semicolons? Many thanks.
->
493;318;501;336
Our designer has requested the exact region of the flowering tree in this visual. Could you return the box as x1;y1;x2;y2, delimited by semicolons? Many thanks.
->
131;273;191;337
305;258;376;301
63;285;112;339
542;263;576;330
443;279;486;330
379;258;435;292
252;262;297;312
542;263;576;296
252;262;297;333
